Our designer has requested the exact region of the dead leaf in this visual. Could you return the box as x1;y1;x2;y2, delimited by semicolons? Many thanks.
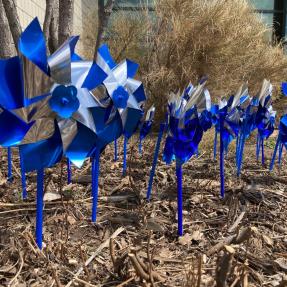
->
262;234;274;246
274;258;287;271
43;192;61;202
178;233;192;246
146;218;164;232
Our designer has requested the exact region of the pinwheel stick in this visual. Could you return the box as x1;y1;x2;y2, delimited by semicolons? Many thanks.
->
176;159;183;236
7;147;13;182
122;135;128;177
256;133;260;161
261;138;265;165
146;123;165;200
278;143;284;166
114;139;118;162
19;149;27;199
36;168;45;249
67;159;72;184
213;130;218;160
219;116;225;198
237;124;247;177
270;136;280;171
91;148;100;222
139;138;142;155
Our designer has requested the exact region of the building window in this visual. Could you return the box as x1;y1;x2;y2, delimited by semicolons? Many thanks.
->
250;0;287;43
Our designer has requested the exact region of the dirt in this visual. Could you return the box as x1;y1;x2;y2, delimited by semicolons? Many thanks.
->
0;134;286;287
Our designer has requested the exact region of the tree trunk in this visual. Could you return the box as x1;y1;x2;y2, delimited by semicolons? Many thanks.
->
0;0;14;58
48;0;59;54
58;0;74;46
43;0;55;54
93;0;116;61
2;0;21;52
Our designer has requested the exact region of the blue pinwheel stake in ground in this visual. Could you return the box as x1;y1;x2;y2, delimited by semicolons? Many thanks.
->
255;80;276;165
139;105;155;154
270;82;287;170
150;79;212;236
0;17;107;249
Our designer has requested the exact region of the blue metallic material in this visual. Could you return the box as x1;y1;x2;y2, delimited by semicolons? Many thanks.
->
176;159;183;236
36;168;44;249
18;17;49;74
49;85;79;118
122;135;128;176
7;147;13;182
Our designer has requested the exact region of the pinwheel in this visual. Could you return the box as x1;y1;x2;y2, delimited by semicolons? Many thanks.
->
270;114;287;170
255;80;276;165
214;90;242;197
138;105;155;154
96;44;146;177
146;79;212;202
0;18;108;248
146;78;211;235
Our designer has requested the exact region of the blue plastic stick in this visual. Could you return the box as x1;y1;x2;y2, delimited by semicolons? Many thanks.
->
139;138;142;155
237;123;246;177
261;138;265;165
176;159;183;236
270;136;280;171
213;130;218;160
7;147;12;182
114;139;118;162
67;158;72;184
256;133;260;161
146;123;165;200
236;131;240;167
219;116;225;198
19;149;27;199
122;135;128;176
278;143;283;167
91;148;100;222
36;168;44;249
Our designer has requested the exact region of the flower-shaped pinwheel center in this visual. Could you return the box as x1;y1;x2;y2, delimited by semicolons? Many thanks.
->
49;85;80;118
112;86;129;109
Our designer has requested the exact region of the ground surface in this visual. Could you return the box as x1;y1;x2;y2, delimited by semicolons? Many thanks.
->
0;133;287;287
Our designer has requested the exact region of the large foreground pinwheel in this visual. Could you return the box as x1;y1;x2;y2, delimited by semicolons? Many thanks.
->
0;18;109;248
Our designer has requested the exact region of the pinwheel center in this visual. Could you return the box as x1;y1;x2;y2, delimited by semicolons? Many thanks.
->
112;86;129;109
49;85;80;119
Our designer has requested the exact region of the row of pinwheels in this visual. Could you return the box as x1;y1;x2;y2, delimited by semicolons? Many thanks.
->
0;18;154;249
146;78;283;236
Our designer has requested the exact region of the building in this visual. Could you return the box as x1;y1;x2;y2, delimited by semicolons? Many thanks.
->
250;0;287;43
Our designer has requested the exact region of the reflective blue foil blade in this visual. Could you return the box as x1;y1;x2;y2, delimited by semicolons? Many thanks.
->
18;17;48;75
65;122;97;168
124;108;144;138
97;44;117;70
133;84;146;103
96;113;123;150
0;110;33;146
19;122;63;172
126;59;139;78
81;63;107;90
0;56;25;109
282;82;287;96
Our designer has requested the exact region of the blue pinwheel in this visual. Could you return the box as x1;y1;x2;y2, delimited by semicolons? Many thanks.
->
255;80;276;165
138;105;155;154
270;114;287;170
96;44;146;176
0;18;108;248
214;89;244;197
147;79;212;236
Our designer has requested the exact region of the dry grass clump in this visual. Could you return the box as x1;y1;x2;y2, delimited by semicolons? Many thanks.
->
143;0;287;120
